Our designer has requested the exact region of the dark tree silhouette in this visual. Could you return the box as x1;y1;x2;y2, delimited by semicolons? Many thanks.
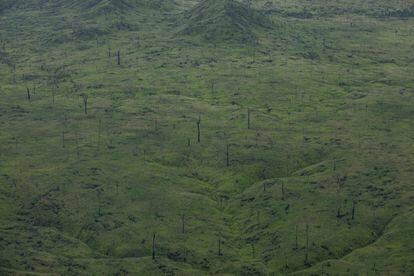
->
247;109;251;129
197;115;201;143
82;94;88;115
181;214;185;234
226;144;230;167
352;200;356;220
152;233;156;260
26;87;30;101
305;223;310;265
218;234;222;256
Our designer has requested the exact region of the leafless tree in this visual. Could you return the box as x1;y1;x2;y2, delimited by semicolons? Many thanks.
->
152;233;156;260
82;94;88;115
197;115;201;143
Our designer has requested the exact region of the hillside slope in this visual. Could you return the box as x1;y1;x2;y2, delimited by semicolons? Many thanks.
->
0;0;413;275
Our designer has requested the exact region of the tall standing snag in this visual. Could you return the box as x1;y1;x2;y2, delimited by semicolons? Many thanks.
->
181;214;185;234
305;223;310;265
152;233;156;260
76;131;80;161
82;94;88;115
97;119;102;152
351;200;356;220
247;109;251;129
226;144;230;167
218;234;222;256
294;224;298;250
26;87;31;101
197;115;201;143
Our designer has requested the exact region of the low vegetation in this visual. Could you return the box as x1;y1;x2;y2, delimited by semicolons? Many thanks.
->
0;0;413;274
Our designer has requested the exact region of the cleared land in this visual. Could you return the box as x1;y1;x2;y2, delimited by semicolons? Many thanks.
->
0;0;413;274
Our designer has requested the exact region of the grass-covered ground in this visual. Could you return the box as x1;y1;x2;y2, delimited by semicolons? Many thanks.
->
0;0;413;274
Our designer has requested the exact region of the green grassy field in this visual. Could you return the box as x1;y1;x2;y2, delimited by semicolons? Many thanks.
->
0;0;413;275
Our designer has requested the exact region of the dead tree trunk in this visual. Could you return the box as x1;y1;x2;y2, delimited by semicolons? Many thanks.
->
226;144;230;167
247;109;251;129
76;132;80;161
152;233;156;260
98;119;102;152
284;249;289;269
305;223;310;265
197;115;201;143
351;201;356;220
218;234;222;256
62;131;65;148
117;50;120;66
294;224;298;250
82;94;88;115
181;214;185;234
26;88;30;101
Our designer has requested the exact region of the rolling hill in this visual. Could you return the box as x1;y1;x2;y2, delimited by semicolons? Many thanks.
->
0;0;413;275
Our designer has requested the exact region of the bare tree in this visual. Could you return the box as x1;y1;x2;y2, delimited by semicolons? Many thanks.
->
351;200;356;220
76;132;80;161
336;175;346;218
218;234;222;256
247;109;251;129
152;233;156;260
226;144;230;167
294;224;298;250
62;130;65;148
197;115;201;143
97;119;102;152
82;94;88;115
284;248;289;269
305;223;310;265
26;87;31;101
181;214;185;234
97;187;103;216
